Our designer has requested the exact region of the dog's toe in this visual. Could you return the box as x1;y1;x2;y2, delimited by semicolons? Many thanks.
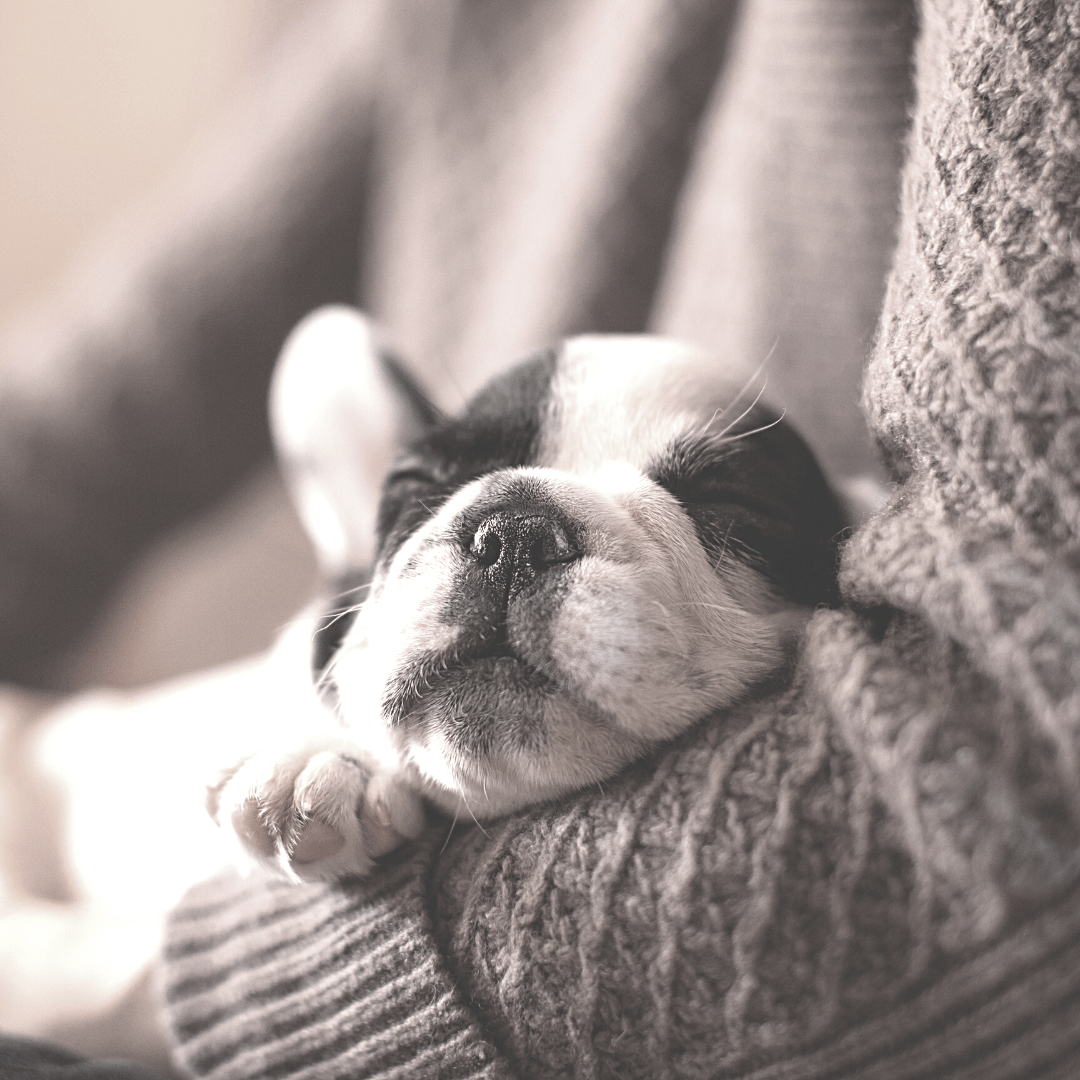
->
229;801;277;856
289;818;345;864
208;742;418;883
285;752;372;881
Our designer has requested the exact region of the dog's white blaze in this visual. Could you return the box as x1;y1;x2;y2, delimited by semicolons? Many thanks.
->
540;335;740;475
334;482;493;749
333;538;466;764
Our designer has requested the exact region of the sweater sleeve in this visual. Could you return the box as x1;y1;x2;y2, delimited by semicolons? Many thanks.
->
0;0;385;685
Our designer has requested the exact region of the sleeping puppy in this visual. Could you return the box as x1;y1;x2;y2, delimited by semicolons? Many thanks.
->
208;307;843;882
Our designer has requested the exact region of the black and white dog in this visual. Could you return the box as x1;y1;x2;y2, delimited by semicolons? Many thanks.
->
208;307;843;882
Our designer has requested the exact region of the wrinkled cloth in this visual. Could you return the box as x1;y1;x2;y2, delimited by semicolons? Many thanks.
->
4;0;1080;1076
0;0;906;685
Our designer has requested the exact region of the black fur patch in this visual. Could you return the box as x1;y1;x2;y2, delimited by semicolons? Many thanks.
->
650;407;844;607
374;347;559;568
311;568;373;682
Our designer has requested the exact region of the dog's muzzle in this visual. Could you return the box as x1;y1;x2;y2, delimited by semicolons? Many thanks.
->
468;510;582;601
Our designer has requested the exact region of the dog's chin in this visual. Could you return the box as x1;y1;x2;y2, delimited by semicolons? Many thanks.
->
384;653;648;818
389;653;556;764
387;649;558;729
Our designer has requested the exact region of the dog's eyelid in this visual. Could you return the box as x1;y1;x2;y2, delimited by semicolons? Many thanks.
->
674;469;748;500
386;458;445;486
650;453;735;495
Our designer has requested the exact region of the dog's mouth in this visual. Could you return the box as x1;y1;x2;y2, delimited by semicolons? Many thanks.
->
380;631;559;731
380;636;561;802
468;623;517;662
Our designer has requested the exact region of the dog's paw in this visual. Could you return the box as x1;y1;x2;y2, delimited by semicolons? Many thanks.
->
205;743;425;883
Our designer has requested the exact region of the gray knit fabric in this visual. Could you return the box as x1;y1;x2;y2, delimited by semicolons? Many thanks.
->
3;0;1078;1074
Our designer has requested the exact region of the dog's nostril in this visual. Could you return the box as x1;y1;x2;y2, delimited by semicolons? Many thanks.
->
472;526;503;567
530;520;577;566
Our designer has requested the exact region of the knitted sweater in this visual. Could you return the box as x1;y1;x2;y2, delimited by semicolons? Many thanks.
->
5;0;1080;1076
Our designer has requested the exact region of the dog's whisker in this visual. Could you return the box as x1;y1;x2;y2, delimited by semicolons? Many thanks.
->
713;374;771;442
759;334;781;368
695;405;726;440
715;407;787;446
334;581;373;600
650;598;694;654
700;341;778;437
458;790;491;839
650;599;677;635
713;521;735;572
675;601;743;614
278;609;348;632
313;604;364;634
440;806;461;855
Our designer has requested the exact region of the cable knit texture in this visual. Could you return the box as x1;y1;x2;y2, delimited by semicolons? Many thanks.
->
156;0;1080;1075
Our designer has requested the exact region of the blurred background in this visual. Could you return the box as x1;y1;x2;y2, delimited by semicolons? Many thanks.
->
0;0;317;690
1;0;282;331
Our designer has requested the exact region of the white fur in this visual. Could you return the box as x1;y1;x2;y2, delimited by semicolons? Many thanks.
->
272;306;412;574
209;736;424;884
540;334;741;473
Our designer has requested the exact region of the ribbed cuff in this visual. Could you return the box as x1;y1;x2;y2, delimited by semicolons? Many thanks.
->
162;837;515;1080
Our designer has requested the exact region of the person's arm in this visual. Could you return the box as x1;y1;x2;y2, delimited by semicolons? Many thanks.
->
0;0;385;685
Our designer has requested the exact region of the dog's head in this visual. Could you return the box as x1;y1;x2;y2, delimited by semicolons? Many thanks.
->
272;308;843;817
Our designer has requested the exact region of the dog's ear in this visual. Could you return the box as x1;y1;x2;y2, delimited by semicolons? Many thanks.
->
270;306;439;575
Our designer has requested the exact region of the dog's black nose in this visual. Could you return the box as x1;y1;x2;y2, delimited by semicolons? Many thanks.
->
469;512;581;594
